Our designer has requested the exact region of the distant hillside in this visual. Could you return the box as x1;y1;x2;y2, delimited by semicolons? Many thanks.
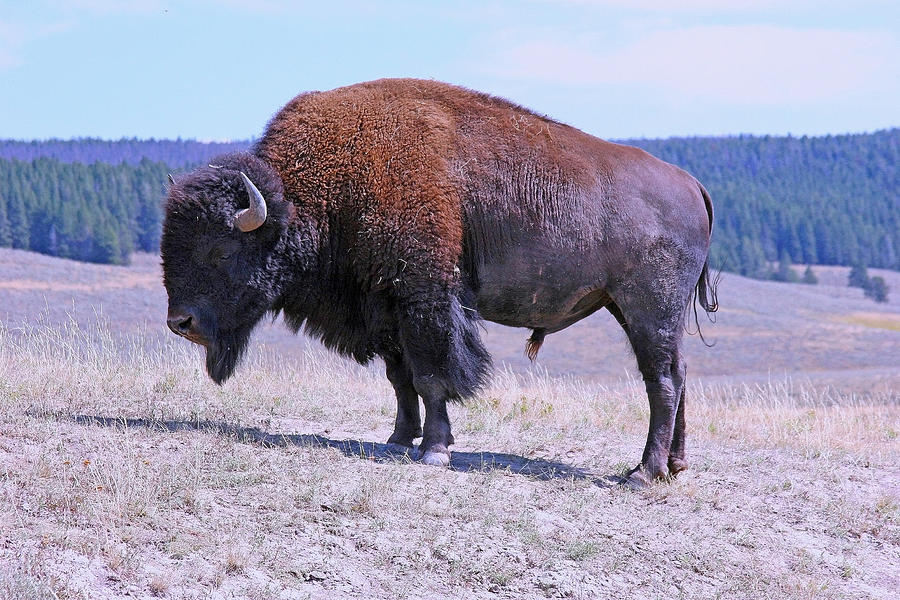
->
0;131;897;271
625;129;900;274
0;158;167;264
1;246;898;386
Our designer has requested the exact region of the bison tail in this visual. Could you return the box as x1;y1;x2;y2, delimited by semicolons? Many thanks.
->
687;182;720;346
696;182;719;315
687;259;721;347
697;260;719;314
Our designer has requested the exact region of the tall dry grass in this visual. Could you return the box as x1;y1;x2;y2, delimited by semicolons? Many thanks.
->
1;317;898;599
3;315;896;470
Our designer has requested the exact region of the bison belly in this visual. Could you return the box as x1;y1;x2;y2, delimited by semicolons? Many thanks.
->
473;237;610;332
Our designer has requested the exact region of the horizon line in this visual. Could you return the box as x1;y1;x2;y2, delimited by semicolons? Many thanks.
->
1;127;899;145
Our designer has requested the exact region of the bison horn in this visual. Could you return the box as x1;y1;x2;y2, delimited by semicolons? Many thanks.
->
234;172;268;232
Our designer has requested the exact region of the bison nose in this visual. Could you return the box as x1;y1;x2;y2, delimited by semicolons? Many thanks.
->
167;309;196;337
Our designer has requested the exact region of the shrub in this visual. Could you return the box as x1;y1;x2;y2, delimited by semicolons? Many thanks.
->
864;276;890;303
848;264;869;288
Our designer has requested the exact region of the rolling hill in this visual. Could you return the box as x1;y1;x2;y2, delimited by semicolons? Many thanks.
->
1;129;898;273
1;248;898;599
2;248;898;392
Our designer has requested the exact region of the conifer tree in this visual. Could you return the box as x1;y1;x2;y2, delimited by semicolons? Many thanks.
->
848;264;869;288
801;265;818;285
0;192;11;246
6;192;29;250
771;253;799;283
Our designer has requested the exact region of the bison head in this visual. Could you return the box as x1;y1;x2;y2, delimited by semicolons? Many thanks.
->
161;152;296;384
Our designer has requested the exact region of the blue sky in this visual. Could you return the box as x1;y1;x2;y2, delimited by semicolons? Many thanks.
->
1;0;898;140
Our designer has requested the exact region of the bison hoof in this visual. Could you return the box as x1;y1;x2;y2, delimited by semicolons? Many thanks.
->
622;462;669;489
385;443;415;456
623;469;652;489
668;457;689;475
421;451;450;467
418;445;451;467
386;428;422;448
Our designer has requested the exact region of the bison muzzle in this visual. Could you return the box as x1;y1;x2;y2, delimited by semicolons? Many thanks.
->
161;78;718;485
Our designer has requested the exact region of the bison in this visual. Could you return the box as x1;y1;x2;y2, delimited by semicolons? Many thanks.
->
162;78;717;487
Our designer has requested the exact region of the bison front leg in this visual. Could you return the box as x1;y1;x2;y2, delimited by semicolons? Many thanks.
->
398;294;491;467
383;353;423;448
413;377;455;466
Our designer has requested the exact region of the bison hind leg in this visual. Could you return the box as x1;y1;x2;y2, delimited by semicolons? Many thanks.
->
611;289;694;487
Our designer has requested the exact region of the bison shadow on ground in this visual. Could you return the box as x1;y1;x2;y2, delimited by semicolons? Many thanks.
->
40;412;622;487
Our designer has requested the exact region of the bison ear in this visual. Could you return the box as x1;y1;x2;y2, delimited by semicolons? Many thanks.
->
234;172;268;232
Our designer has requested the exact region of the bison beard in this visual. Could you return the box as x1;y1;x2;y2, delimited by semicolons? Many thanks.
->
204;326;254;385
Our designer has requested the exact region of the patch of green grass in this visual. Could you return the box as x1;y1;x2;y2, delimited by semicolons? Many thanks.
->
565;540;601;561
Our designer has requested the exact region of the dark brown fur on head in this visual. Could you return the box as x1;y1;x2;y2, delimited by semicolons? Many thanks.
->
161;153;300;384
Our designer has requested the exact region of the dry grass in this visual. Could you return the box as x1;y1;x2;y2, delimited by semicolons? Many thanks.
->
1;248;898;598
840;313;900;332
1;316;898;599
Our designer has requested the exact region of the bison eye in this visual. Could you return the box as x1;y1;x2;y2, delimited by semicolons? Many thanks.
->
207;245;235;266
204;239;241;268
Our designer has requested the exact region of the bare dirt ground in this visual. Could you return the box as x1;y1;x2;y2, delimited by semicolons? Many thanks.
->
1;249;898;599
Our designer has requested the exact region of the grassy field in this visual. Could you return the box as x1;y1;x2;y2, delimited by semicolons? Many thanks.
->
1;248;898;599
